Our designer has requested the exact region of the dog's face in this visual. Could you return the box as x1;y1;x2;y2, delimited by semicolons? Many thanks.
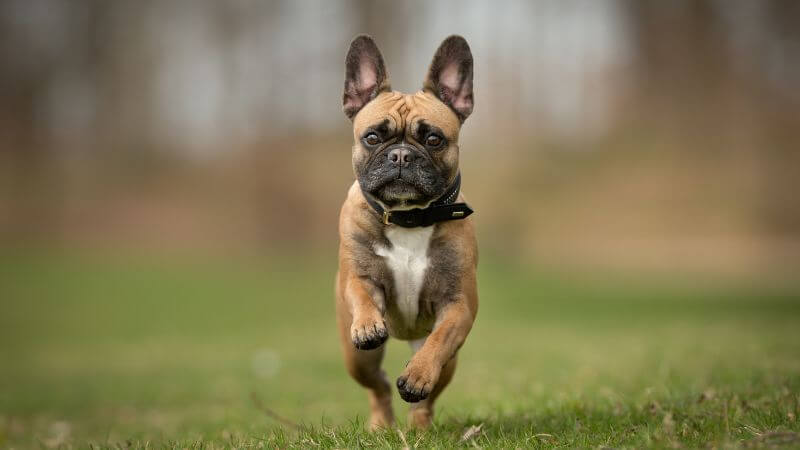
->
343;35;474;210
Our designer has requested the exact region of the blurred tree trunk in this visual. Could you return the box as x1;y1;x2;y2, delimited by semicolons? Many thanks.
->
624;1;731;137
0;4;61;241
758;1;800;234
624;0;800;238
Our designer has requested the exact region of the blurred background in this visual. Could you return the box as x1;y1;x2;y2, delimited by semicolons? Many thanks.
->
2;0;799;274
1;1;800;446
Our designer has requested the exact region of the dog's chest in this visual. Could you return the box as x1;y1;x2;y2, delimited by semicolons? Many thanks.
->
374;226;434;326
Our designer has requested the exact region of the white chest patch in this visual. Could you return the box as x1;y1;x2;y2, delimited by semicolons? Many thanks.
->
374;226;434;326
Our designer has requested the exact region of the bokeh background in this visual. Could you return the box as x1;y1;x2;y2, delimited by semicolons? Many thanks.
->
2;0;799;273
1;0;799;447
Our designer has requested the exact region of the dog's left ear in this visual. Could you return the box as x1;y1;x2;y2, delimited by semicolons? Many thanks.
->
424;35;474;122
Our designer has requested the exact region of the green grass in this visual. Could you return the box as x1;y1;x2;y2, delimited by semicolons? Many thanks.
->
1;251;799;448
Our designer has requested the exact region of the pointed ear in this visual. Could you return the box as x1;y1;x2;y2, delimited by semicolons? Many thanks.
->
424;35;474;122
343;35;391;120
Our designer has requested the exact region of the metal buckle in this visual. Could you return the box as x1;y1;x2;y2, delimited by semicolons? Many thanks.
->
452;211;465;218
382;211;392;225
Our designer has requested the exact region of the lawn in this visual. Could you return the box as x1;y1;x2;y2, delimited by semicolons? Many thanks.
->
1;251;798;448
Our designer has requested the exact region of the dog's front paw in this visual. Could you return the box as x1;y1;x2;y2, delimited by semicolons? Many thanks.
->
397;359;440;403
351;317;388;350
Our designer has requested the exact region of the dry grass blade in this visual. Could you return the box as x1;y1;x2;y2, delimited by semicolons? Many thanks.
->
396;428;411;450
250;392;301;430
460;423;484;442
698;388;716;403
743;431;800;447
742;424;762;436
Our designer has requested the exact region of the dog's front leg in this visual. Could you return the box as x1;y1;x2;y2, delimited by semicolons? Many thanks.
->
337;272;394;429
396;296;475;402
345;275;389;350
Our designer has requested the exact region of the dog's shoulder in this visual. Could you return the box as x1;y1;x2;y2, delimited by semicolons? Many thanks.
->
339;181;389;257
432;192;478;260
340;182;378;234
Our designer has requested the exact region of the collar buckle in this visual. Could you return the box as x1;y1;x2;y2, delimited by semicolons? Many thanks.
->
382;210;392;225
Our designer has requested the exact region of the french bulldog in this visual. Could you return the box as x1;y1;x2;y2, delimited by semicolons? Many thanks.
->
335;34;478;430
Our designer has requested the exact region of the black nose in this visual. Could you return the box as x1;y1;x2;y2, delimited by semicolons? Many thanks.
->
387;148;415;166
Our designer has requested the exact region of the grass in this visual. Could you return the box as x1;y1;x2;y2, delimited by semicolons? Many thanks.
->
0;250;798;448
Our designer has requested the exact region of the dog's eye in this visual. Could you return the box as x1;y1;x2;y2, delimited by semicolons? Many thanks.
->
425;134;443;148
364;133;381;146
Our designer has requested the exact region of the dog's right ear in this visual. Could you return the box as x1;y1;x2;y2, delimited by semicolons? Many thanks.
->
343;35;391;120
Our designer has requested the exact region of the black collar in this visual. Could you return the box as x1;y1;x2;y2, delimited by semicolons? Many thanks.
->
361;173;474;228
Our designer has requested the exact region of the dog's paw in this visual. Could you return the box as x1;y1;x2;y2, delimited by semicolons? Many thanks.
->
397;359;439;403
351;317;388;350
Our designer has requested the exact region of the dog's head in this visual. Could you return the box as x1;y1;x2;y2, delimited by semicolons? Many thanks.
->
343;35;474;210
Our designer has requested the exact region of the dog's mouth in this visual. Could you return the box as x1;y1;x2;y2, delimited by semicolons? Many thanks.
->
380;177;420;200
360;170;428;208
358;147;450;209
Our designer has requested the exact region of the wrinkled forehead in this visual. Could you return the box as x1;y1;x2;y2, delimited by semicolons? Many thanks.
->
353;91;461;138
